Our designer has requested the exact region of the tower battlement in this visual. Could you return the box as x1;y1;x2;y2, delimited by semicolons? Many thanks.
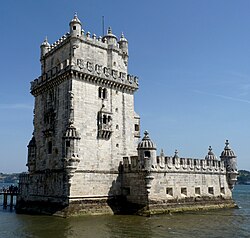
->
122;155;225;174
33;14;137;95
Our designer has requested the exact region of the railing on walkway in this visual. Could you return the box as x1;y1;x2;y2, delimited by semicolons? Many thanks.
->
0;186;18;209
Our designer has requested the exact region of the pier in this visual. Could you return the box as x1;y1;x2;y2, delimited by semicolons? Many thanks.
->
0;186;18;209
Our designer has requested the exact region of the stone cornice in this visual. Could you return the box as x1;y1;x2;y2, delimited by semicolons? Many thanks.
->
31;67;139;96
31;70;71;96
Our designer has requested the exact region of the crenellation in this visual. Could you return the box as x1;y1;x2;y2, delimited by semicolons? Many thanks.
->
122;154;226;174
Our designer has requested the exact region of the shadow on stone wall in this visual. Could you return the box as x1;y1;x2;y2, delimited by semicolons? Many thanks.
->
107;163;145;215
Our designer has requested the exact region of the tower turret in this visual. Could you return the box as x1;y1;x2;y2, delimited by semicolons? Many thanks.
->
62;123;81;180
40;37;50;58
220;140;238;190
118;33;128;65
102;27;117;46
27;136;36;173
137;131;157;170
69;13;82;37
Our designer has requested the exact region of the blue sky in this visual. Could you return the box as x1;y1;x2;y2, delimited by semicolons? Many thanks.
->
1;0;250;172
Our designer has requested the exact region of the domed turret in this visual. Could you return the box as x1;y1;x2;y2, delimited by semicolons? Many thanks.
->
137;131;157;170
102;27;117;46
138;130;156;149
62;123;81;179
220;140;236;158
40;37;50;58
69;13;82;37
118;32;128;65
220;140;238;190
205;146;217;160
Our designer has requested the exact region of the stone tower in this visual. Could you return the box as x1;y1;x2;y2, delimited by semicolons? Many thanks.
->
17;14;140;215
17;14;238;216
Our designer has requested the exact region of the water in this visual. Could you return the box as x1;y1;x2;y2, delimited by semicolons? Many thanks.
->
0;185;249;238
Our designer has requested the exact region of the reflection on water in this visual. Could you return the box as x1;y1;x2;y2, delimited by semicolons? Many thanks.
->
0;185;250;238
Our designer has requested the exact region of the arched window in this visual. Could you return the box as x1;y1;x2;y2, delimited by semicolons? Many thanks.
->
103;88;107;99
98;87;108;99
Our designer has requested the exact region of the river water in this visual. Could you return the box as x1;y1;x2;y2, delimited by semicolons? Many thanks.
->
0;185;249;238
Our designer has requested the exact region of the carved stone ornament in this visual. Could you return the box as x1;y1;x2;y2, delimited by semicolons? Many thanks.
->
104;67;110;77
87;61;93;72
95;64;102;74
77;59;84;69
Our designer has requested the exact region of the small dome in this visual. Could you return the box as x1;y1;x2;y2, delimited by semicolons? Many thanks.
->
205;146;217;160
138;131;156;149
41;37;50;47
63;124;80;139
70;13;81;25
119;32;128;42
220;140;236;158
102;27;117;42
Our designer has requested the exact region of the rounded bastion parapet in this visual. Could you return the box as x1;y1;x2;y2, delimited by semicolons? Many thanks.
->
205;146;217;160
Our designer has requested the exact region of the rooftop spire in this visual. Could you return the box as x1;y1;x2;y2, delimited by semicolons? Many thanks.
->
225;140;230;149
108;26;112;34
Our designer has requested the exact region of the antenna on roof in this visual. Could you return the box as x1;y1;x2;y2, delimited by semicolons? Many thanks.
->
102;16;105;36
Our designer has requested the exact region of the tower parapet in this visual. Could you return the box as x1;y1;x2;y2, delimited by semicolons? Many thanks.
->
31;15;138;96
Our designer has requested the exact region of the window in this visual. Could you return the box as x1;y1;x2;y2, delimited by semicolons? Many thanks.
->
195;187;201;195
73;26;76;30
48;141;52;154
98;87;107;99
66;141;70;147
98;87;102;98
220;187;225;195
208;187;214;195
135;124;140;131
98;111;113;139
144;151;150;158
103;88;107;99
103;115;107;124
166;187;173;196
181;187;187;196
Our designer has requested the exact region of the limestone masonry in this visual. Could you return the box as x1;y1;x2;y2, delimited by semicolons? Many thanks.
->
17;14;238;216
